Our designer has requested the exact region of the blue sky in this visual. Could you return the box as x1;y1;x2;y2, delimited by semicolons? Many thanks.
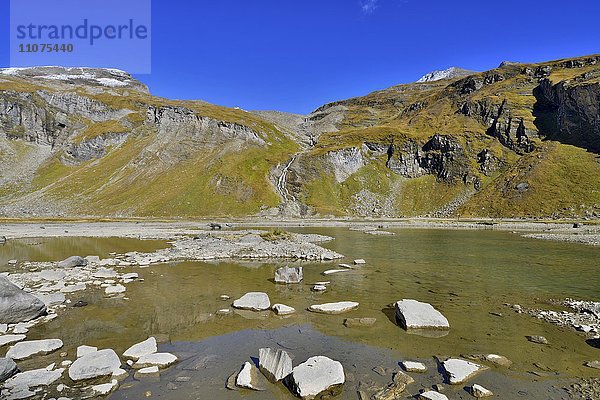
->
1;0;599;113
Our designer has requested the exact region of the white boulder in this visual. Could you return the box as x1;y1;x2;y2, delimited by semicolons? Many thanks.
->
105;284;126;295
233;292;271;311
68;349;121;381
133;352;178;369
419;391;448;400
123;337;157;360
274;266;303;284
442;358;488;384
471;384;494;397
322;269;351;276
134;366;160;379
395;299;449;330
0;334;26;347
401;361;427;373
6;339;63;360
3;367;64;390
91;379;119;395
236;361;264;391
286;356;345;400
258;348;292;382
272;304;296;315
309;301;359;314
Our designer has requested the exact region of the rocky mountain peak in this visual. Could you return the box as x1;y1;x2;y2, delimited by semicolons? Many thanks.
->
0;66;149;93
416;66;475;83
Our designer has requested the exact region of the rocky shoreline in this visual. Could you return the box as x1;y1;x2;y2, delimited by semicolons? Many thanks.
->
0;229;342;399
511;299;600;338
0;219;599;247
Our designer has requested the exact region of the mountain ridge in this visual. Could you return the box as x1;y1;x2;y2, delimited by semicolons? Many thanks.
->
0;54;599;219
416;66;476;83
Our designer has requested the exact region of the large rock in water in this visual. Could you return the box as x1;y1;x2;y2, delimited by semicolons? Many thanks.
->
3;367;64;390
57;256;87;268
0;357;18;382
259;348;293;383
123;337;157;360
68;349;122;381
232;292;271;311
274;266;303;284
0;276;47;324
235;362;265;391
441;358;488;384
395;299;449;330
6;339;63;360
308;302;359;315
285;356;345;400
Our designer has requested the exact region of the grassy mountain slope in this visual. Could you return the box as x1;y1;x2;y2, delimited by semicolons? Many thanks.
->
286;55;600;218
0;68;298;217
0;56;599;219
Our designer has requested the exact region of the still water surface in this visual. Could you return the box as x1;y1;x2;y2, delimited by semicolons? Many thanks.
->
1;228;598;398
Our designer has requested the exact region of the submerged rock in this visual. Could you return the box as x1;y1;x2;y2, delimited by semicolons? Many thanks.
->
134;366;160;379
584;360;600;370
372;380;407;400
258;348;293;383
6;339;63;360
0;276;47;324
442;358;488;384
463;353;512;368
57;256;87;268
0;357;18;382
275;266;303;284
471;384;494;397
233;292;271;311
343;317;376;327
133;352;178;369
68;349;122;381
123;337;157;360
308;302;359;314
395;299;449;330
526;335;549;345
105;284;126;295
285;356;345;400
392;370;415;385
236;361;265;391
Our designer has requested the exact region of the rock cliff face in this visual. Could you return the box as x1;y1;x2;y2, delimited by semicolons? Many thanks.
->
0;91;66;146
534;78;600;152
487;100;535;154
387;135;469;182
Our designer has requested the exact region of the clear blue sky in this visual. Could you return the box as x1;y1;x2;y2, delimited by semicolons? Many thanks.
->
1;0;599;114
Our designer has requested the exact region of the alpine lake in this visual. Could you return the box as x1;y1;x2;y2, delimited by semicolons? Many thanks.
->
1;227;598;399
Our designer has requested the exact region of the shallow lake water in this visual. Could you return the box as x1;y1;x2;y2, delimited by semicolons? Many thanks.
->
1;228;599;399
